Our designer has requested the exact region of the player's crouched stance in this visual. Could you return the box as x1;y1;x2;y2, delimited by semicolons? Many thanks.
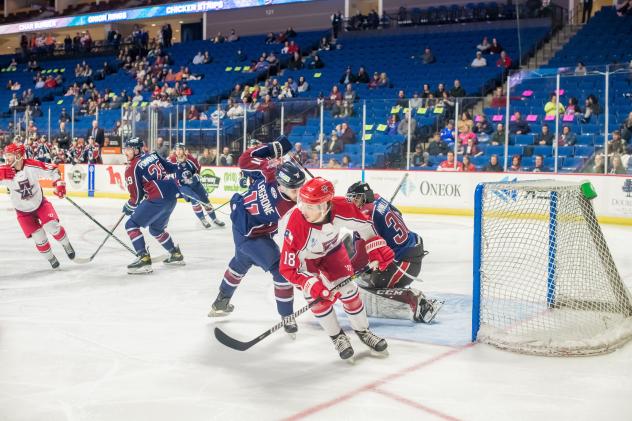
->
0;143;74;268
280;177;394;361
122;137;184;274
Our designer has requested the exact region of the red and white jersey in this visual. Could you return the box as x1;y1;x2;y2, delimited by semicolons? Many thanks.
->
280;197;377;289
0;160;60;213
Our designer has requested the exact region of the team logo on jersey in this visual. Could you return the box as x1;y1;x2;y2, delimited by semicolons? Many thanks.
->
16;179;34;199
200;169;220;193
284;229;293;244
271;187;278;199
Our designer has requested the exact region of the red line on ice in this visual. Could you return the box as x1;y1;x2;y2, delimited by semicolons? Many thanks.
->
281;343;473;421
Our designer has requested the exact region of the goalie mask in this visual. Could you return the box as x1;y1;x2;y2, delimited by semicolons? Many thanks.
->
346;181;375;208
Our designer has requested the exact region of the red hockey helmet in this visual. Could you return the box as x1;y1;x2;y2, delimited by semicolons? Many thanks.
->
4;143;25;157
299;177;334;205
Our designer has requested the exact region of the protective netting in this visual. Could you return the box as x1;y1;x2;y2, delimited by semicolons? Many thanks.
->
475;180;632;356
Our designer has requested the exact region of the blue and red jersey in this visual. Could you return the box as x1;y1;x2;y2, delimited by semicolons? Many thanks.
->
125;152;180;207
230;140;294;238
168;153;202;185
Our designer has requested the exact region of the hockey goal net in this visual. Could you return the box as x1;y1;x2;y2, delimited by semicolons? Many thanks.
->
472;180;632;356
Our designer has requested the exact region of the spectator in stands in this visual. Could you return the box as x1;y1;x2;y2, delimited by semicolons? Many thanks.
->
489;38;503;55
187;105;200;121
609;131;626;155
192;52;204;65
297;76;309;93
325;132;343;153
198;148;216;165
484;154;502;172
590;154;604;173
509;111;530;134
227;29;239;42
287;52;303;70
440;120;455;144
340;122;356;144
462;136;482;157
508;155;522;172
575;62;587;76
356;67;370;83
490;86;506;108
496;51;512;70
340;66;357;85
264;32;275;44
219;147;233;166
536;124;554;145
533;155;549;172
87;120;105;147
368;72;380;89
409;92;422;110
305;151;320;168
471;51;487;68
620;111;632;141
565;97;581;116
451;80;466;98
378;72;390;88
212;32;225;43
477;37;491;54
434;83;446;99
437;151;462;171
327;158;341;168
421;47;436;64
8;94;18;111
581;94;600;123
397;110;417;138
395;90;408;108
292;143;308;164
461;155;476;172
307;53;324;69
457;112;474;134
319;36;331;51
385;114;399;135
411;143;426;166
582;0;593;22
473;115;492;142
341;155;353;168
329;85;342;104
56;121;71;150
610;154;626;174
559;126;577;146
544;93;565;117
427;132;450;157
342;84;356;116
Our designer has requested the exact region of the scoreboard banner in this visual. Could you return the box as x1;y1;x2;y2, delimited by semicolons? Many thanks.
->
0;0;311;35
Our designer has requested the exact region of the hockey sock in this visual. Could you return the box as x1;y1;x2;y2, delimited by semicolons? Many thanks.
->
32;228;54;261
339;282;369;331
204;204;218;220
308;298;342;336
271;268;294;316
125;219;146;254
43;220;71;248
152;231;175;252
219;264;246;298
192;203;205;220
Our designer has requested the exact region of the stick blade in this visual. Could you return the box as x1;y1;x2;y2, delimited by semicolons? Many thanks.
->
214;327;255;351
72;256;93;264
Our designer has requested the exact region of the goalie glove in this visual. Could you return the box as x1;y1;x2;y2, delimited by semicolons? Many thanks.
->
365;236;395;271
53;180;66;198
304;277;339;302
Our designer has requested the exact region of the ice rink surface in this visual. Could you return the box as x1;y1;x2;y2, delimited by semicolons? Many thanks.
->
0;196;631;421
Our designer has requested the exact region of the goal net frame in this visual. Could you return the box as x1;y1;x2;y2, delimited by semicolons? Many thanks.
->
471;179;632;356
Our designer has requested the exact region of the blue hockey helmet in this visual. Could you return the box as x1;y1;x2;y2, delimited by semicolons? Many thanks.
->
174;142;186;151
276;161;306;189
124;136;143;151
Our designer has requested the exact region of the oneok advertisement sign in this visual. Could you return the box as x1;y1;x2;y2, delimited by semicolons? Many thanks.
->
0;0;310;35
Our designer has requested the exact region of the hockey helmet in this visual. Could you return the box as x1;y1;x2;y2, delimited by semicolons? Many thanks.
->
174;142;186;151
299;177;334;205
4;143;25;157
125;137;143;150
276;162;306;189
346;181;375;206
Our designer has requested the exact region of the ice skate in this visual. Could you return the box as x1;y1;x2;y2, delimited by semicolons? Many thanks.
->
163;246;185;265
282;314;298;339
62;242;75;260
199;217;211;229
127;252;152;274
331;330;355;362
355;329;388;357
414;298;444;324
48;255;60;269
212;218;225;227
208;291;234;317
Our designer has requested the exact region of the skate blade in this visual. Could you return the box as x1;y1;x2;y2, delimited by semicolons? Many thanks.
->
127;266;153;275
423;301;445;324
163;260;186;266
344;356;356;365
285;332;297;340
370;349;389;358
207;310;232;318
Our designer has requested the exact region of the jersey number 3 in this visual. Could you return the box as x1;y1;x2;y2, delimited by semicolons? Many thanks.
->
385;211;408;245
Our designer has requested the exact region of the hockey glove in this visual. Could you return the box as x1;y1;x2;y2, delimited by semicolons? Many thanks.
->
0;166;16;180
304;277;339;302
122;202;135;216
53;180;66;198
365;236;395;271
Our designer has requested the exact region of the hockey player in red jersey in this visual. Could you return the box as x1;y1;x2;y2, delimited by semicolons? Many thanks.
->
279;177;394;361
0;143;75;268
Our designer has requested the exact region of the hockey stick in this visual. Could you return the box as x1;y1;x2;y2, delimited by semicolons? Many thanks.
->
74;213;125;264
389;173;409;203
65;197;137;256
214;275;358;351
288;153;315;178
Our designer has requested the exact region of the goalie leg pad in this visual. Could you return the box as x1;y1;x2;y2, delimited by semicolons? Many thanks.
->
359;286;423;321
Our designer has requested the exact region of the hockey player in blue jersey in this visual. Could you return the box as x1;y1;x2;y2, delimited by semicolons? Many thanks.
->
207;136;305;337
123;137;185;274
345;181;443;323
168;143;225;229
